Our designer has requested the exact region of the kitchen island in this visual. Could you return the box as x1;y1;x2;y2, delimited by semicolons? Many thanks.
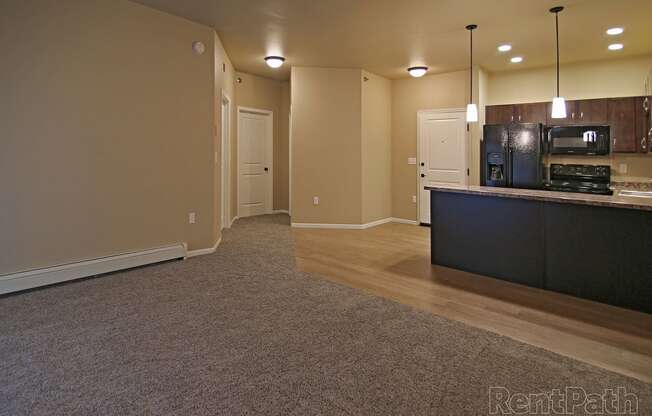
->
427;185;652;314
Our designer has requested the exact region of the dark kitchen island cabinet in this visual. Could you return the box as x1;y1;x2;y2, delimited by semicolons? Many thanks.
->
428;185;652;314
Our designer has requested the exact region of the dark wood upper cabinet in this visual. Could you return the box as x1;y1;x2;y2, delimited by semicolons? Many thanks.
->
487;96;650;154
635;96;650;153
485;105;514;124
609;97;636;153
514;102;547;124
575;99;608;124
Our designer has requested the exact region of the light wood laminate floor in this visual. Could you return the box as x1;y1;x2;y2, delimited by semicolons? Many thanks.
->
293;222;652;383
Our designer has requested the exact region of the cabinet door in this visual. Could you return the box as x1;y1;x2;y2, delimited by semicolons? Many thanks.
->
576;99;608;124
546;100;576;126
609;97;636;153
486;105;514;124
514;102;547;124
635;96;650;153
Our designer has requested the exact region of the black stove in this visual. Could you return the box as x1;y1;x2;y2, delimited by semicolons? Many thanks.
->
545;164;613;195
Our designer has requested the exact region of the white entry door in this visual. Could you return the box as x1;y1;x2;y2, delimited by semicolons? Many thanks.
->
418;110;468;224
238;108;273;218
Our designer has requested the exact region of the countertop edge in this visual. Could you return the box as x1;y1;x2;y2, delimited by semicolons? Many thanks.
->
425;186;652;212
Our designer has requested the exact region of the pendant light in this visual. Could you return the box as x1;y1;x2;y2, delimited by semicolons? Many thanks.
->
550;6;566;119
465;24;478;123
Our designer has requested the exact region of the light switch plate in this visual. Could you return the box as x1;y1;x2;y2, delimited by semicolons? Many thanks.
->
189;212;196;224
408;157;417;165
619;163;628;174
412;195;417;203
313;196;320;205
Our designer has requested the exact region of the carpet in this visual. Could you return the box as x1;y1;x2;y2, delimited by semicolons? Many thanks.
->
1;214;650;415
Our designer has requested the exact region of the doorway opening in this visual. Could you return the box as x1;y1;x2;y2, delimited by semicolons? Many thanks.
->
221;92;231;229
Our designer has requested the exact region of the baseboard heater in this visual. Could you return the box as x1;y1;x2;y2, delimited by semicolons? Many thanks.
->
0;244;187;295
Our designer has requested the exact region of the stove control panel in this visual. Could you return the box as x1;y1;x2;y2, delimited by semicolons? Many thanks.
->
550;164;610;179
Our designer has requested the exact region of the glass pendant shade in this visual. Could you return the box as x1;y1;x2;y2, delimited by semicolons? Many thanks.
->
466;103;479;122
551;97;567;119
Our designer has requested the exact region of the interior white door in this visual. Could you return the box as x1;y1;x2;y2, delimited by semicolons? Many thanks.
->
238;110;272;218
418;110;468;224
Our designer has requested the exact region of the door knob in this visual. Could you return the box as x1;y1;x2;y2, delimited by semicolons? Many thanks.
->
264;167;269;172
420;174;425;178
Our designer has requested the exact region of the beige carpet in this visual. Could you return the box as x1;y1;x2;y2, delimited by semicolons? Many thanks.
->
0;214;650;415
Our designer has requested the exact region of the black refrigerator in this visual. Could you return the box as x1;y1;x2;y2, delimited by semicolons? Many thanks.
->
481;123;544;189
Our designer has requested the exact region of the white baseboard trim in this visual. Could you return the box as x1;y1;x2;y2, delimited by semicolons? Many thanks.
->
291;217;418;230
0;244;186;295
390;217;419;225
186;237;222;258
271;210;289;214
230;216;239;228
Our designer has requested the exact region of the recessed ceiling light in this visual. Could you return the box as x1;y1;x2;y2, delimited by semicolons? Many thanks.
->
606;27;624;36
264;56;285;68
608;43;624;51
510;56;523;63
407;66;428;77
497;44;512;52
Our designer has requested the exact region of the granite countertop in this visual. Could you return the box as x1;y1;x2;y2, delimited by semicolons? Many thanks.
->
425;185;652;212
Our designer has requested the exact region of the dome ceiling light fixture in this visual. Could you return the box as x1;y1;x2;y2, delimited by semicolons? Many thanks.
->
608;43;624;51
465;24;479;123
497;44;512;52
407;66;428;78
264;56;286;69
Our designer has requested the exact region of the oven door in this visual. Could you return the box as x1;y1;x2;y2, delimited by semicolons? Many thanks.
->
547;126;610;155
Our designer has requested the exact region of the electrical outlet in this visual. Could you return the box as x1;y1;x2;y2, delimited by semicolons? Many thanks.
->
412;195;417;203
619;163;628;174
188;212;196;224
313;196;320;205
408;157;417;165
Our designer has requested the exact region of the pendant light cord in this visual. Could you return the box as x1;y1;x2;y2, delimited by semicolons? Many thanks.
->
555;11;560;97
466;25;477;103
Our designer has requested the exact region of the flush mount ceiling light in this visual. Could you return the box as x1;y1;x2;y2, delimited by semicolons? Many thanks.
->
550;6;567;119
606;27;624;36
407;66;428;77
497;44;512;52
465;24;479;123
264;56;285;68
608;43;624;51
510;56;524;63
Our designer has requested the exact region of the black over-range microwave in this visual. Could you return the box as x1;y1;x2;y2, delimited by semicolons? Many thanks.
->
546;125;610;155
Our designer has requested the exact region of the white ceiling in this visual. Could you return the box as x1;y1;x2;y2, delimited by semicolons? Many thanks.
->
133;0;652;80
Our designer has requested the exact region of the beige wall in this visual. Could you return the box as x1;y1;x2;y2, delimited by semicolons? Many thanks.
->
0;0;229;275
488;55;652;104
391;70;469;221
361;71;392;223
291;67;363;224
234;72;290;211
279;81;291;211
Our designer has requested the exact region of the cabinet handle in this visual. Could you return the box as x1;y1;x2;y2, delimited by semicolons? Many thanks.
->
642;137;648;150
511;115;514;122
644;97;650;113
580;111;584;119
518;115;521;121
648;127;652;139
571;112;575;119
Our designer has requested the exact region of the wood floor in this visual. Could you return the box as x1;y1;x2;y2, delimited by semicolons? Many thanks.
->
293;222;652;383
